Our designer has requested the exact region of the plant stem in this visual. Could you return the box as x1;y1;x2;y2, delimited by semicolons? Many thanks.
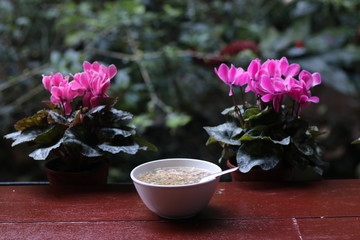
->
296;103;301;118
239;86;246;107
232;94;245;128
257;95;266;110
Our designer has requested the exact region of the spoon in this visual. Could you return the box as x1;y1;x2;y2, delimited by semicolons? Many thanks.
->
199;167;239;183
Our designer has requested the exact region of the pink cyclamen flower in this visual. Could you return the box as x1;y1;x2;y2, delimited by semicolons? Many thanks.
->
259;76;296;112
214;64;248;96
260;76;285;112
245;58;264;96
214;64;236;96
42;73;69;92
261;59;281;78
288;69;321;114
50;83;80;115
278;57;300;78
288;81;319;115
245;57;305;112
83;61;117;80
89;73;112;108
71;72;92;107
232;68;249;87
71;61;117;108
215;57;321;114
42;61;118;114
299;70;322;90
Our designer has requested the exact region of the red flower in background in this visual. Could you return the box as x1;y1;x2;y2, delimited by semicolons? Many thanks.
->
294;40;305;48
219;40;259;56
193;40;259;67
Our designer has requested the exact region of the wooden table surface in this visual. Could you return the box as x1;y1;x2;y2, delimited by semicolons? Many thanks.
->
0;180;359;240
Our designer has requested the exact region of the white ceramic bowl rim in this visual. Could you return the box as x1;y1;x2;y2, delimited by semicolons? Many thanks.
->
130;158;222;188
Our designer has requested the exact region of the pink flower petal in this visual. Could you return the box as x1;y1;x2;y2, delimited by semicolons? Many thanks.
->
229;65;237;83
265;60;277;77
83;61;92;72
214;64;229;83
233;71;249;86
42;75;52;91
284;76;295;91
261;94;274;102
247;59;260;79
299;70;312;89
92;62;100;72
273;80;285;92
260;76;275;92
279;57;289;76
286;64;300;77
108;65;117;79
312;72;322;86
308;96;319;103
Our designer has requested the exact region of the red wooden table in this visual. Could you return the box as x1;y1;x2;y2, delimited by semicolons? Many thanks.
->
0;180;359;239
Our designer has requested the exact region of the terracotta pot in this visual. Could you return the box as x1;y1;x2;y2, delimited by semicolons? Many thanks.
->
45;160;109;185
226;159;292;182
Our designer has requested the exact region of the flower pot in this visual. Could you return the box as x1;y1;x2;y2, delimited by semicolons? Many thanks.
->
45;159;109;185
226;159;292;182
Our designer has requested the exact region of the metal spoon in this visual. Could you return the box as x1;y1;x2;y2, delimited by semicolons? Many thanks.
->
198;167;239;183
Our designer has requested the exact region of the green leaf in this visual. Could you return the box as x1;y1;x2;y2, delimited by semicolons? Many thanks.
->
244;107;278;126
62;129;103;157
85;105;106;117
236;141;282;173
294;141;315;156
204;122;243;146
109;108;133;121
65;30;95;46
48;111;69;125
131;114;154;132
4;131;21;141
29;139;63;160
240;132;290;145
100;128;136;139
221;105;244;116
163;4;183;18
98;142;141;155
5;126;55;147
34;125;65;144
244;107;272;121
307;126;326;137
65;139;103;157
165;112;191;129
352;138;360;144
243;107;262;121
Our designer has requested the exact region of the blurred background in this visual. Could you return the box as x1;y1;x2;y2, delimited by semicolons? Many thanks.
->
1;0;359;182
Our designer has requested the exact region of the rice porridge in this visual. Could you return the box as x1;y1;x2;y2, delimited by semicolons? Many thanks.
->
137;167;212;185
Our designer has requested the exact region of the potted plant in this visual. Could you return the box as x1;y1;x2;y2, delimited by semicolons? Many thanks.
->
4;61;157;185
204;57;327;181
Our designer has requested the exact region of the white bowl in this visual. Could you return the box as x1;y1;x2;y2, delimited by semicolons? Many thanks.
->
130;158;221;219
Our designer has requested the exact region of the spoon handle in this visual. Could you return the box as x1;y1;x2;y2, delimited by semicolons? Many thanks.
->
199;167;239;183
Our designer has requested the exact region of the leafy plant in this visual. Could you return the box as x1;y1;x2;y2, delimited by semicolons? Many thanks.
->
204;57;327;175
4;61;156;172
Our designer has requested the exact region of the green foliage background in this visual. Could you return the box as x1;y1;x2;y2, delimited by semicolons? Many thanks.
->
1;0;359;182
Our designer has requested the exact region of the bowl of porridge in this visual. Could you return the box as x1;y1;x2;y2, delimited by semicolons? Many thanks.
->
130;158;222;219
